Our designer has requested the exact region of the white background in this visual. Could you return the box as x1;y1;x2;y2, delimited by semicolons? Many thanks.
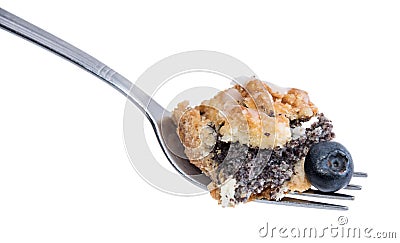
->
1;1;399;242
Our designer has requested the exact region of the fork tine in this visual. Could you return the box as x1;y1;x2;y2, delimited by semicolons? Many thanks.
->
255;171;368;210
289;189;354;200
344;184;362;190
256;197;348;210
353;172;368;177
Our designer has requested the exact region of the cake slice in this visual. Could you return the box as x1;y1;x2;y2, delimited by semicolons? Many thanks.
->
172;79;337;207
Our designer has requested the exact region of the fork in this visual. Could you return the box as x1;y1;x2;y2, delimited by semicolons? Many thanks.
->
0;8;366;211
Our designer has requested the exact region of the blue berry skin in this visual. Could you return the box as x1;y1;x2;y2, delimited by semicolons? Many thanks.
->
304;141;354;192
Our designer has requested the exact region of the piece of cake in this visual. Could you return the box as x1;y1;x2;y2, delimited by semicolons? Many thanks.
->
172;79;345;207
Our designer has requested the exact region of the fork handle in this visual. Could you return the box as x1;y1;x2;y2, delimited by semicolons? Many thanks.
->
0;8;159;118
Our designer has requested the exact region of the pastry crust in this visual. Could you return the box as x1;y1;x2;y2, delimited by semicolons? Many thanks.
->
286;158;312;192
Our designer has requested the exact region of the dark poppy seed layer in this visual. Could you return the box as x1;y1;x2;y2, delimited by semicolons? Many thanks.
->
211;113;335;203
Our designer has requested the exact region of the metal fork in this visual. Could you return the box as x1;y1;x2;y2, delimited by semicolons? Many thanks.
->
257;171;367;210
0;8;366;211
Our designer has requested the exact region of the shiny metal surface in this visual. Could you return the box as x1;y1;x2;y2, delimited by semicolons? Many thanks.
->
256;197;348;211
289;189;355;200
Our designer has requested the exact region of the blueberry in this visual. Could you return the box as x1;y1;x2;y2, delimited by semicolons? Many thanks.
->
304;141;354;192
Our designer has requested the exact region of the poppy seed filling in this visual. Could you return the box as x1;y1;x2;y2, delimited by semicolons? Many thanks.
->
210;113;334;203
